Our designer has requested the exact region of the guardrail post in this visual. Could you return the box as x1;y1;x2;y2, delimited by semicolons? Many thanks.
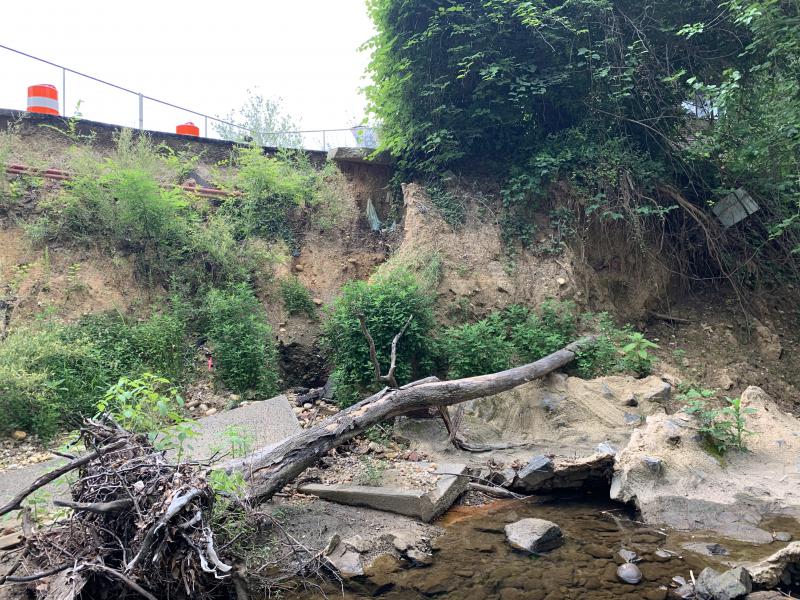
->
204;116;208;138
322;130;326;151
138;93;144;130
62;68;66;116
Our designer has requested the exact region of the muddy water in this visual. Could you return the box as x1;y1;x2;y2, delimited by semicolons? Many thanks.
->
288;495;797;599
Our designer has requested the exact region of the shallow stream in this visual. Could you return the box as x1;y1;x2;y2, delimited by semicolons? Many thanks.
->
286;494;800;599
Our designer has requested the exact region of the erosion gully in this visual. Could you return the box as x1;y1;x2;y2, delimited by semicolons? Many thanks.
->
284;494;800;599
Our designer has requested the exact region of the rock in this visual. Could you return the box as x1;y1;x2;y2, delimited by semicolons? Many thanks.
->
682;542;730;557
11;430;27;441
185;400;200;409
584;544;614;559
344;534;372;554
694;567;752;600
367;441;384;454
643;456;664;475
616;563;642;584
504;518;563;554
673;584;696;598
0;531;23;550
754;322;782;361
229;394;240;402
639;380;672;403
556;277;567;286
618;548;639;562
326;546;363;578
748;541;800;588
597;442;618;456
312;297;323;306
516;455;554;488
303;402;313;409
387;530;425;553
773;531;792;542
745;593;787;600
406;451;420;462
198;403;209;412
294;264;304;272
610;387;800;542
204;408;217;417
406;548;433;566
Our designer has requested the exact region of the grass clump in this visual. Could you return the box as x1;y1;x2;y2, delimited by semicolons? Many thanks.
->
279;277;316;317
203;284;279;395
322;268;436;406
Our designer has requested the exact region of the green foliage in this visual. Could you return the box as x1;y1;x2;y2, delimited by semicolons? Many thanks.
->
279;277;316;317
221;145;317;249
203;284;279;394
684;390;756;454
441;313;513;379
68;310;189;382
357;457;388;486
0;306;190;438
98;374;196;457
0;323;104;438
440;301;654;380
427;183;466;227
619;332;659;377
322;268;436;406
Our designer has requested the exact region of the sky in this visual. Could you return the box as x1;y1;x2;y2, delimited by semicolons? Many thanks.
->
0;1;376;148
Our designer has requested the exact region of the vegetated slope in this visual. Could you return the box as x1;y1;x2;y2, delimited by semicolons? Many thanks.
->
1;115;799;442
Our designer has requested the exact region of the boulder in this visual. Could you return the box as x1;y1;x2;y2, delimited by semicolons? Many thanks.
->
504;518;563;553
747;541;800;588
610;387;800;542
694;567;752;600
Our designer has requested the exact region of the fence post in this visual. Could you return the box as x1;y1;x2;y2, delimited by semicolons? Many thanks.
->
204;116;208;138
322;130;326;151
62;68;66;117
138;93;144;130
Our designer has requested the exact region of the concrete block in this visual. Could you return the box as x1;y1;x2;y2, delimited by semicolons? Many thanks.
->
299;463;469;522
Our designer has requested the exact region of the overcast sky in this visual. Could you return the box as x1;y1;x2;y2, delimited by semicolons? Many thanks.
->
0;1;376;147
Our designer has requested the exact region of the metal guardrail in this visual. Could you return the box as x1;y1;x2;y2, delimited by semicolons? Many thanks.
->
0;43;371;151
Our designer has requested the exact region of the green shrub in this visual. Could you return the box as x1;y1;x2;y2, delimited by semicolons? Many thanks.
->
203;284;278;394
619;332;659;377
279;277;316;317
440;313;513;378
98;373;197;458
0;324;105;438
323;268;436;406
222;146;317;247
68;310;188;382
510;300;577;362
682;388;756;454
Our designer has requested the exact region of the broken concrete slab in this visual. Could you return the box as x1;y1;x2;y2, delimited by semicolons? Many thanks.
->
0;395;301;507
298;463;468;522
504;518;564;553
170;394;301;461
327;146;392;165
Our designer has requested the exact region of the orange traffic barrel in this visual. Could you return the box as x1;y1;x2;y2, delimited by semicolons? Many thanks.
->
176;122;200;137
27;84;60;115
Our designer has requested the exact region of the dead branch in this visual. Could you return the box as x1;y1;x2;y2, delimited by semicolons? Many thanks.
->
226;336;596;501
53;499;134;514
88;564;158;600
358;313;413;389
0;439;127;517
649;311;692;325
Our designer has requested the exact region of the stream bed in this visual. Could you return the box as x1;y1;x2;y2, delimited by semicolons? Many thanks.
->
285;493;800;599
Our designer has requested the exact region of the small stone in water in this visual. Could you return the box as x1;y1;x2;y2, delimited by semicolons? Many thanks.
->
618;548;639;563
617;563;642;584
655;549;673;558
774;531;792;542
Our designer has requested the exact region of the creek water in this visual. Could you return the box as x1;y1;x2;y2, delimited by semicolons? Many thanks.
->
285;493;800;599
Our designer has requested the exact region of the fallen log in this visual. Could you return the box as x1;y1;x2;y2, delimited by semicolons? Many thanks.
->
225;336;595;501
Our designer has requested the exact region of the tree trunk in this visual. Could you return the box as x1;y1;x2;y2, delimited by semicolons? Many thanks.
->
225;337;594;501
